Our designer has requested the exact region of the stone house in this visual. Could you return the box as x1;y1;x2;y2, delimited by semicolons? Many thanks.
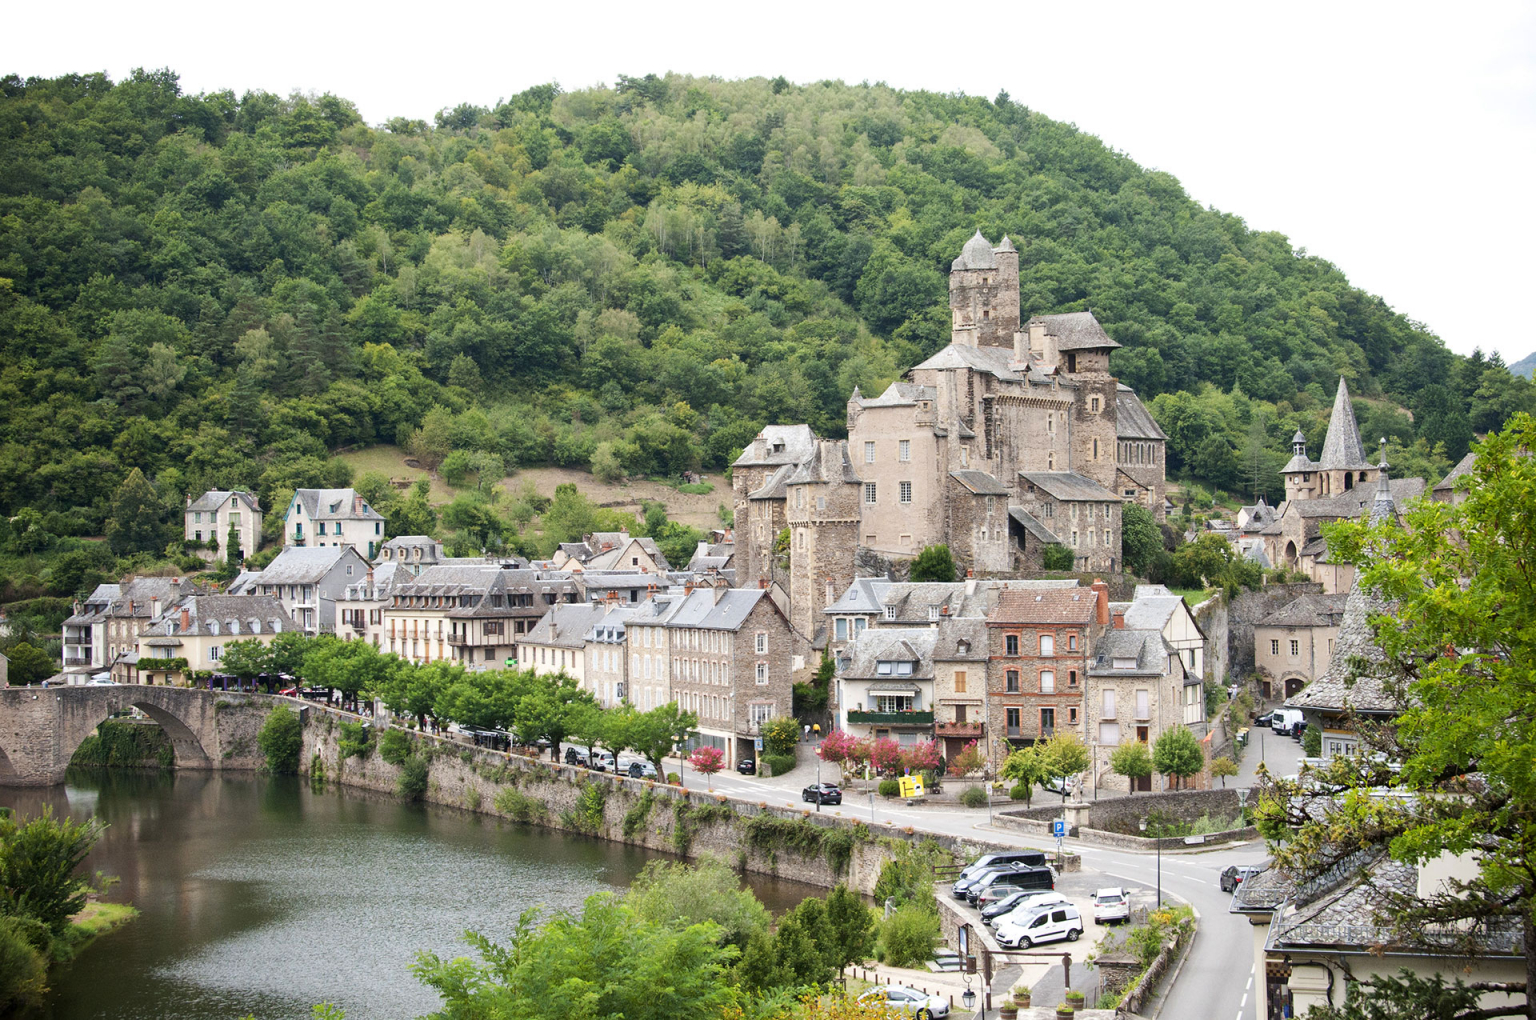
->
103;576;198;681
931;618;988;760
1252;592;1348;700
134;595;297;685
1086;627;1188;793
1431;450;1477;504
375;536;447;576
336;562;402;649
284;488;386;558
582;603;636;709
234;546;370;635
62;583;120;673
1015;472;1124;573
553;531;672;574
519;602;613;685
1113;584;1209;727
985;584;1106;756
184;490;262;564
387;565;577;668
784;439;862;661
731;424;818;589
836;628;940;746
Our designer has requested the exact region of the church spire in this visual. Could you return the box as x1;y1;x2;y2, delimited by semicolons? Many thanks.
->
1319;376;1371;471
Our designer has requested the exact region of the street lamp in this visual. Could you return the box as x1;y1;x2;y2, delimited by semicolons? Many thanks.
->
675;732;686;788
1139;817;1161;907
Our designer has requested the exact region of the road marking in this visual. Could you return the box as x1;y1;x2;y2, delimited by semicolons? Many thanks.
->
1246;974;1253;990
1240;993;1248;1008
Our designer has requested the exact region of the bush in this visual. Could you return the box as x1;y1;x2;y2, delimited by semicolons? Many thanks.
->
1009;782;1030;801
677;482;713;494
878;779;901;798
760;716;801;756
397;755;429;802
762;752;797;777
877;903;940;967
960;786;989;809
1042;544;1076;571
0;917;47;1013
1302;724;1322;758
338;721;374;761
257;706;303;773
667;772;681;785
379;728;413;765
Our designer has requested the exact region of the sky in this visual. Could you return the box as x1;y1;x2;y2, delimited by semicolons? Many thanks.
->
7;1;1535;362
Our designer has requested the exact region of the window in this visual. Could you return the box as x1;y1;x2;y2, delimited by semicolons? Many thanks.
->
1136;689;1150;719
1068;669;1078;688
1040;708;1055;734
750;702;774;725
1044;504;1054;518
1098;721;1120;744
195;530;202;542
1047;415;1054;434
960;447;969;467
817;495;825;510
1105;530;1112;546
1068;634;1077;651
1290;639;1300;656
928;604;940;621
1006;708;1022;736
1093;438;1100;460
898;440;910;462
864;482;878;504
755;632;767;654
835;618;848;641
1068;706;1078;723
1101;689;1117;719
1006;635;1019;656
230;512;241;526
899;481;912;504
954;670;967;694
209;646;221;662
864;442;876;463
1006;670;1020;693
885;606;896;621
1105;504;1113;520
876;694;914;712
1271;639;1280;655
1040;634;1055;657
1040;670;1055;693
1090;396;1100;413
194;512;202;524
1072;530;1079;546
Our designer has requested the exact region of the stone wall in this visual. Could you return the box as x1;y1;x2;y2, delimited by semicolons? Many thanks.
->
1194;593;1228;686
1225;583;1323;683
998;788;1244;844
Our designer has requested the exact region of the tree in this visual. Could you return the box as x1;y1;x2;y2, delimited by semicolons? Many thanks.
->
1109;741;1154;792
1121;503;1161;577
219;639;272;687
1151;725;1205;789
628;701;698;774
3;643;56;686
946;740;984;777
1257;414;1536;1016
908;544;956;583
818;729;858;777
0;806;105;933
1042;544;1076;571
407;405;453;473
625;858;770;952
824;884;876;975
257;706;303;773
106;467;167;555
999;744;1047;805
688;746;724;788
760;716;800;756
1209;756;1238;788
1038;731;1091;799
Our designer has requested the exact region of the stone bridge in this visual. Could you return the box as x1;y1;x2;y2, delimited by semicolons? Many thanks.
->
0;685;282;786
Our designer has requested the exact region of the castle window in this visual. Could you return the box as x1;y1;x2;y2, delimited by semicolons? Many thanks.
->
864;483;878;504
1047;453;1055;470
899;481;912;504
899;440;910;462
1093;438;1100;459
864;442;876;463
960;447;969;467
1104;529;1111;546
1090;396;1101;413
1044;504;1054;518
1072;530;1079;546
1047;415;1055;434
817;495;825;510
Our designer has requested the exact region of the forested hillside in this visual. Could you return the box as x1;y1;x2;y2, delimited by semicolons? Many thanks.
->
2;68;1532;605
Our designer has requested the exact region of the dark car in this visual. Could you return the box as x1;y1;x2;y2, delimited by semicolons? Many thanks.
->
737;758;757;775
1220;865;1263;893
980;888;1050;923
967;865;1053;905
802;782;842;805
1254;711;1274;727
623;759;658;779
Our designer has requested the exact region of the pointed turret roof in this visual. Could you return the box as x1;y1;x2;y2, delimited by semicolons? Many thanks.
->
995;235;1017;253
1319;377;1372;471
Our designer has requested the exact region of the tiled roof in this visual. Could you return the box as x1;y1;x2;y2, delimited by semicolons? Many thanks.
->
1089;629;1168;677
1019;471;1120;502
950;470;1009;496
1258;593;1349;628
989;586;1097;625
783;440;862;486
522;602;613;649
143;594;297;638
1318;378;1372;471
1030;311;1122;352
853;381;936;409
1287;478;1425;518
1115;385;1166;440
107;577;195;618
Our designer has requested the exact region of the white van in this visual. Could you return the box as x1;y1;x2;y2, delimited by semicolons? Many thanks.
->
1271;708;1304;735
996;903;1083;948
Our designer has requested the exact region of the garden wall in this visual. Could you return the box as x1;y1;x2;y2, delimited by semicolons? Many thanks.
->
997;788;1253;847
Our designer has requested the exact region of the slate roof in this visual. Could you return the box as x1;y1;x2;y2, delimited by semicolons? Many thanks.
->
824;577;894;616
933;617;988;660
1115;385;1167;440
989;586;1097;626
1433;450;1478;493
586;536;672;572
142;594;297;640
910;343;1035;384
951;230;999;271
341;561;401;601
1008;506;1061;545
854;381;936;408
1285;478;1425;519
1030;311;1121;352
840;627;939;681
783;441;862;486
747;463;796;500
1318;378;1372;471
1120;586;1202;637
732;424;818;468
950;470;1009;496
290;488;384;522
106;577;196;618
522;602;613;650
660;587;775;632
256;546;366;585
1019;471;1121;502
1089;629;1169;677
186;490;261;515
64;583;121;626
1259;593;1349;629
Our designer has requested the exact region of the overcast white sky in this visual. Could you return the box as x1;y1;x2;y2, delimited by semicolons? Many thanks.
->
8;1;1534;361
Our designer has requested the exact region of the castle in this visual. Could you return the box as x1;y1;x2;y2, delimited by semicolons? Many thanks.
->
733;232;1168;653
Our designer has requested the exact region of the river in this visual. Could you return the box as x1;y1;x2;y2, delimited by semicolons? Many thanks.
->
1;769;820;1020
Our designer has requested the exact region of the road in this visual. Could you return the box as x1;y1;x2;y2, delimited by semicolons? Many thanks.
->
665;732;1303;1019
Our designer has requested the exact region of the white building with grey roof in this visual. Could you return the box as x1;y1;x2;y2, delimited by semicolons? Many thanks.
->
184;490;262;564
284;488;386;558
133;594;297;686
236;545;371;635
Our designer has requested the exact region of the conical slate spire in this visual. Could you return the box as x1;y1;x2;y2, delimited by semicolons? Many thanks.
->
1319;377;1372;471
1370;437;1396;524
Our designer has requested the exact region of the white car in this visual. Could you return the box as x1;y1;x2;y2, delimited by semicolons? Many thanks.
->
857;984;950;1018
988;891;1071;928
1092;887;1130;925
996;904;1083;949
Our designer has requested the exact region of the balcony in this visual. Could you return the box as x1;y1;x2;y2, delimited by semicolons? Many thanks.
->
934;721;985;738
847;710;934;726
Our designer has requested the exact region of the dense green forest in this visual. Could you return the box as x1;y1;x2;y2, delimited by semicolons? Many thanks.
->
2;68;1533;608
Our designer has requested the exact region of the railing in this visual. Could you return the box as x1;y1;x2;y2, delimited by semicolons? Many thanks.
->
847;710;934;726
934;721;984;738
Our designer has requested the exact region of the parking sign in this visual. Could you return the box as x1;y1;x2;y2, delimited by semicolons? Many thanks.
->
1052;820;1066;838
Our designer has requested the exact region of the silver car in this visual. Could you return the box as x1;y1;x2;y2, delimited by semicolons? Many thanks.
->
1093;887;1130;925
858;984;950;1018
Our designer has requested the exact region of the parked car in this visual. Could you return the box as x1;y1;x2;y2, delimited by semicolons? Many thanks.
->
737;758;756;775
802;782;842;805
856;984;950;1018
950;853;1048;898
996;904;1083;949
966;866;1054;905
1270;708;1304;734
1092;887;1130;925
986;891;1071;928
624;759;658;779
1220;865;1264;893
1254;711;1275;727
565;746;612;770
86;677;117;686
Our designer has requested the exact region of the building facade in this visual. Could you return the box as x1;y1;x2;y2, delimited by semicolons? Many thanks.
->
1253;593;1347;700
135;595;297;685
985;584;1106;756
284;488;386;558
184;490;262;564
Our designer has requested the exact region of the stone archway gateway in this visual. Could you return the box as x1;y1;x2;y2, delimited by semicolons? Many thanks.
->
0;685;277;786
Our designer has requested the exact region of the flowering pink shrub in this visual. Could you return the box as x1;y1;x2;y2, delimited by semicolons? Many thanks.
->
901;740;942;773
869;738;903;776
688;745;725;775
818;729;858;765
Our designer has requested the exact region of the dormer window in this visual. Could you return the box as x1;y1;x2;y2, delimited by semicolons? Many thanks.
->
928;605;940;621
884;606;896;621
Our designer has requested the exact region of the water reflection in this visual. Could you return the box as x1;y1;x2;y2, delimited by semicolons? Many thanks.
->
1;770;819;1020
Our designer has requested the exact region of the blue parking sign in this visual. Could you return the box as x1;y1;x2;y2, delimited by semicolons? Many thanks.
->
1052;820;1066;838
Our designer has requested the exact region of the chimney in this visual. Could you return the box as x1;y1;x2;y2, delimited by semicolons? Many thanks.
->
1113;611;1125;630
354;494;364;514
150;596;160;620
759;577;769;590
180;607;190;632
685;581;695;595
1091;579;1110;626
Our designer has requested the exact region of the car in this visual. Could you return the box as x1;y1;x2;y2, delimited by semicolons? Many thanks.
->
86;677;117;686
996;904;1083;949
802;782;842;805
1254;711;1275;727
953;863;1044;900
737;758;756;775
966;866;1053;905
856;984;950;1018
1092;887;1130;925
953;851;1048;896
1271;708;1304;734
1220;865;1263;893
987;891;1071;928
278;686;300;697
624;759;658;779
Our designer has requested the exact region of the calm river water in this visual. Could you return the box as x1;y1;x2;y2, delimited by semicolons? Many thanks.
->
0;769;819;1020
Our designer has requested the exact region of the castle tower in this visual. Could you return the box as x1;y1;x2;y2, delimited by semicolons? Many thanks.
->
948;231;1021;348
730;425;817;588
1038;312;1122;493
784;440;861;659
1282;429;1320;502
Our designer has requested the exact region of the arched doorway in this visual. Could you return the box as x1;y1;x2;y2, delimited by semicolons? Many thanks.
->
1283;675;1307;698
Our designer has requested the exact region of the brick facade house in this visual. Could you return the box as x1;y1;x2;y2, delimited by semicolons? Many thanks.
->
985;584;1107;756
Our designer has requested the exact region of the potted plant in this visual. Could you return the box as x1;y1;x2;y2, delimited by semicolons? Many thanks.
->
1055;1006;1074;1020
1012;985;1032;1008
1064;989;1085;1010
998;1001;1018;1020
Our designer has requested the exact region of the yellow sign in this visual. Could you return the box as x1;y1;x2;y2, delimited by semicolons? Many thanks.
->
898;774;926;798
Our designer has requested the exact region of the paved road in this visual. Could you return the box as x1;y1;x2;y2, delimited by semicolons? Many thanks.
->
667;734;1295;1019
